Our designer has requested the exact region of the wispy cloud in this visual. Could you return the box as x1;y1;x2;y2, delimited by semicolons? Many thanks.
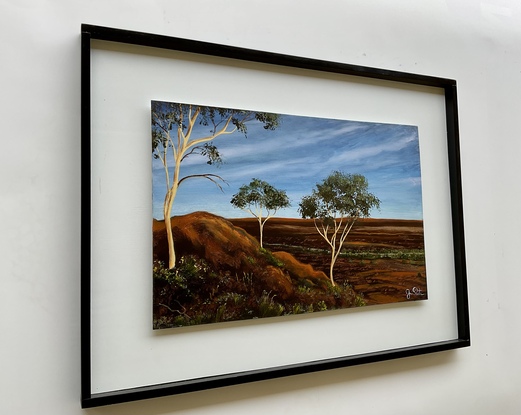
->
327;133;418;168
152;108;423;220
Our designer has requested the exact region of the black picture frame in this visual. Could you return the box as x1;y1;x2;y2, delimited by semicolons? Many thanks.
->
81;24;470;408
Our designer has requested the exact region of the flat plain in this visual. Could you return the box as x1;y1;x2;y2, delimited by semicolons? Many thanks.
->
230;217;427;305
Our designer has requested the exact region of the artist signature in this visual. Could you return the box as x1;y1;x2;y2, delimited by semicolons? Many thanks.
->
405;287;425;300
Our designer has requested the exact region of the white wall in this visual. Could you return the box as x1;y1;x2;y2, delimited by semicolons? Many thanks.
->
1;0;521;414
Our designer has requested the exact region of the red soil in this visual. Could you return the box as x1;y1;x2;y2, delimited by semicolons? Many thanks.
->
153;214;427;308
229;217;427;305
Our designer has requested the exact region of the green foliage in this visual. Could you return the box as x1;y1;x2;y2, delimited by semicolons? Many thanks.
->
153;257;208;288
215;304;227;323
152;101;247;191
257;291;284;318
153;252;364;329
299;171;380;221
260;247;284;267
153;261;183;286
298;171;381;285
231;178;290;212
217;292;245;306
291;303;305;314
231;178;290;247
297;285;312;294
341;248;425;263
354;294;366;307
316;300;328;311
151;101;280;165
199;143;223;166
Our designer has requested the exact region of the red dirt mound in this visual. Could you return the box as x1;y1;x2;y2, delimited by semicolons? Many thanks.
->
154;212;330;300
272;251;329;289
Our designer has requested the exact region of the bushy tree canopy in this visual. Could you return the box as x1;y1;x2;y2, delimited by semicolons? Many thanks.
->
231;178;290;248
231;178;290;212
299;171;380;223
299;171;380;285
152;101;280;166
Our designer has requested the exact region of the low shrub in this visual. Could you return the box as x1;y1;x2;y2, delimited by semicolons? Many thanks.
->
153;253;362;329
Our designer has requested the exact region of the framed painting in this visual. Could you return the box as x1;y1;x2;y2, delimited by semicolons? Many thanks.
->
81;24;470;408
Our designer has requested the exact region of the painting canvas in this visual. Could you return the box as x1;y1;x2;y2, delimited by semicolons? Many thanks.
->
152;100;427;329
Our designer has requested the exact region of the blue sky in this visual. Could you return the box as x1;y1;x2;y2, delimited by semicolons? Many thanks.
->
152;107;423;220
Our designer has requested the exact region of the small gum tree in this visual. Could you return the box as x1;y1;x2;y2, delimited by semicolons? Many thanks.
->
298;171;380;286
152;101;280;269
230;178;290;248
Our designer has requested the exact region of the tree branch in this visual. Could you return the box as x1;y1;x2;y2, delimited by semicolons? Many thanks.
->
184;105;201;144
178;173;227;191
186;116;236;149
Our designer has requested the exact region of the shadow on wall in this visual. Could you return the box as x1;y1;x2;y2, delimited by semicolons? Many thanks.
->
89;350;457;414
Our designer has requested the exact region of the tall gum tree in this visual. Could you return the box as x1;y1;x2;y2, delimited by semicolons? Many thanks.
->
299;171;380;286
230;178;290;248
152;101;280;269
